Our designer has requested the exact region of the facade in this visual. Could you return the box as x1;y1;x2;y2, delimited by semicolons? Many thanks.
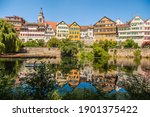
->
69;22;80;41
117;16;145;46
5;16;26;32
19;23;45;42
94;16;117;41
19;8;57;42
45;22;57;39
80;26;94;40
144;19;150;41
56;21;69;39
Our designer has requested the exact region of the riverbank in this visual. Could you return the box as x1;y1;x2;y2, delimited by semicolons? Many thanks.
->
0;47;61;58
109;48;150;58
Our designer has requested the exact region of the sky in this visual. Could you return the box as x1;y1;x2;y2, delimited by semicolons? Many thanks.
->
0;0;150;25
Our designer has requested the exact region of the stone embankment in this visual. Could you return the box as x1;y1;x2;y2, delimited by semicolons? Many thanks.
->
109;49;150;58
0;47;61;58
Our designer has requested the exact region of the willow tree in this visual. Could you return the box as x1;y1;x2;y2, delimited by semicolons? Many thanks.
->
0;19;21;53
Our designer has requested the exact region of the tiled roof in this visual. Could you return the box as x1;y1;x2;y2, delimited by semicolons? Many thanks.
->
45;21;57;31
117;23;130;27
80;26;94;31
80;26;88;31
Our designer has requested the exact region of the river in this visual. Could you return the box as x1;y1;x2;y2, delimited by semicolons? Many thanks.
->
0;58;150;100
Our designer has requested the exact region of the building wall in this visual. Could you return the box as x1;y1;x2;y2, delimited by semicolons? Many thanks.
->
117;16;145;46
69;22;80;41
19;23;45;42
56;21;69;39
94;16;117;41
144;19;150;41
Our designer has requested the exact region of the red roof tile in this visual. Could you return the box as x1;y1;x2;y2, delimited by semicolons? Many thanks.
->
45;21;57;31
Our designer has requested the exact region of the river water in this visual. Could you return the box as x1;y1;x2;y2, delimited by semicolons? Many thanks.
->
0;58;150;100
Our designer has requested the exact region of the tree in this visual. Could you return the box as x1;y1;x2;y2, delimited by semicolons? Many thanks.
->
47;38;61;48
123;39;139;48
0;42;5;54
0;19;21;53
37;39;45;47
94;40;117;52
60;39;78;57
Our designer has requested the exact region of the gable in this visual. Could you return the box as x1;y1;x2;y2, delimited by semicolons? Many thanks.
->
70;22;80;27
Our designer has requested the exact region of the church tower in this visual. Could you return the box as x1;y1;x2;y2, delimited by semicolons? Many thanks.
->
38;8;45;23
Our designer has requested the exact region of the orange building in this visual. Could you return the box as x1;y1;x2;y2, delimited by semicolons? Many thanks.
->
94;16;117;41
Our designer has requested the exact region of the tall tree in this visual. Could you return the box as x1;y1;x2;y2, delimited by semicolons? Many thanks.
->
0;19;21;53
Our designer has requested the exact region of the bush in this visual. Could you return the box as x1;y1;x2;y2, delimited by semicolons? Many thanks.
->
23;39;45;47
123;39;139;48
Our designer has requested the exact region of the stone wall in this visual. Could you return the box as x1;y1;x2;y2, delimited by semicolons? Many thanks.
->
109;49;150;58
26;47;61;58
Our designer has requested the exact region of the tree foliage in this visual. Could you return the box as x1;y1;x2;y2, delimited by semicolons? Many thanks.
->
23;39;45;47
94;40;117;52
0;19;21;53
47;38;61;48
60;39;79;57
123;39;139;48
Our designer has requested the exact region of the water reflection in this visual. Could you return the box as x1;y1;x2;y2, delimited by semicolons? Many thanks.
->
0;58;150;100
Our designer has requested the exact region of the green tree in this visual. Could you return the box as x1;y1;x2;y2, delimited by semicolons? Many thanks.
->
60;39;78;57
47;38;61;48
0;42;5;54
37;39;45;47
123;39;139;48
0;19;21;53
23;40;39;47
94;40;117;52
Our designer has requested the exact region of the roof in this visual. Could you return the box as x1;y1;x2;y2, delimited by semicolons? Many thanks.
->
5;16;25;21
69;21;80;27
117;23;130;28
94;16;116;26
80;26;88;31
80;26;94;31
128;16;144;24
23;22;45;27
56;21;68;26
45;21;57;31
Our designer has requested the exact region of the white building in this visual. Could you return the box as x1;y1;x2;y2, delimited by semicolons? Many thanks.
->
117;16;145;46
116;18;123;25
144;19;150;41
19;23;45;42
80;26;94;45
19;8;56;42
56;21;69;39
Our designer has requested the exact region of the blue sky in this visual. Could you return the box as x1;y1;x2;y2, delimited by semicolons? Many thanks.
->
0;0;150;25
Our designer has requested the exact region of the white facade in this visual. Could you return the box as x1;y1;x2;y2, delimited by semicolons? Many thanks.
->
80;26;94;40
144;19;150;41
117;16;145;46
56;21;69;39
45;24;56;40
19;23;45;42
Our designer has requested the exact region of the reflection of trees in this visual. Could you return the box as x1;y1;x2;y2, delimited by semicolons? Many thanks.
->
60;57;82;74
93;57;109;73
125;75;150;99
19;64;55;100
0;59;23;99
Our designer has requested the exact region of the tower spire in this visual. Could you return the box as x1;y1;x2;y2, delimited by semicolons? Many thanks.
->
38;8;45;23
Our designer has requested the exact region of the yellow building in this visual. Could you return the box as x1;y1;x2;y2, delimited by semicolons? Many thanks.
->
67;69;80;87
69;22;80;41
